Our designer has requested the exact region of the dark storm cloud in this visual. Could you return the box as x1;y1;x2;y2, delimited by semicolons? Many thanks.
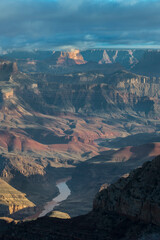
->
0;0;160;50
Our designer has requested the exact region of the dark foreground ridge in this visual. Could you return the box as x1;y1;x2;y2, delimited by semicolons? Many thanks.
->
1;156;160;240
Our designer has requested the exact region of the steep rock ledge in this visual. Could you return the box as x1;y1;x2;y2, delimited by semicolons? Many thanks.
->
93;155;160;226
0;178;35;216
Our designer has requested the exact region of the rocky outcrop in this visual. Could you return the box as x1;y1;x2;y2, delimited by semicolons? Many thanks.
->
1;88;14;100
0;61;18;82
0;178;35;216
57;50;86;66
48;211;70;219
1;156;160;239
81;49;144;69
93;155;160;226
99;50;112;64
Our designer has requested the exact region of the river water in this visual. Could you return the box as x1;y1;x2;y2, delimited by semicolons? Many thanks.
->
38;179;71;217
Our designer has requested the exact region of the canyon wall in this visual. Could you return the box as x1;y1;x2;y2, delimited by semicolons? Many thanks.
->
93;155;160;226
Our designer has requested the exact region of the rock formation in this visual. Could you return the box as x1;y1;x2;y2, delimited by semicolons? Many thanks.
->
93;155;160;226
48;211;70;219
0;61;18;81
0;178;35;216
1;88;14;100
0;51;160;225
57;49;86;66
1;156;160;239
99;50;112;64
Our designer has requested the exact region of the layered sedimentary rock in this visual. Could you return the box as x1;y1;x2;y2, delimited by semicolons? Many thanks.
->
1;156;160;239
99;50;112;64
0;52;160;224
93;155;160;226
57;50;86;66
0;178;35;216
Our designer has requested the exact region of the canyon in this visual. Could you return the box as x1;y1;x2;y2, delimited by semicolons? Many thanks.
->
0;49;160;226
1;155;160;239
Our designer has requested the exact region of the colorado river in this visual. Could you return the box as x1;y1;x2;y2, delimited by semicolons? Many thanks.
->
38;178;71;217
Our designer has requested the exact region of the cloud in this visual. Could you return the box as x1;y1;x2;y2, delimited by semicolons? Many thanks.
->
0;0;160;50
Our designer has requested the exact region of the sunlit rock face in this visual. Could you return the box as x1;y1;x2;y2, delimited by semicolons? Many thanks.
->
0;178;35;216
57;49;87;66
99;50;112;64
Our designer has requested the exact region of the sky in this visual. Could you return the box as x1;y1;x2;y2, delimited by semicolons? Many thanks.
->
0;0;160;51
